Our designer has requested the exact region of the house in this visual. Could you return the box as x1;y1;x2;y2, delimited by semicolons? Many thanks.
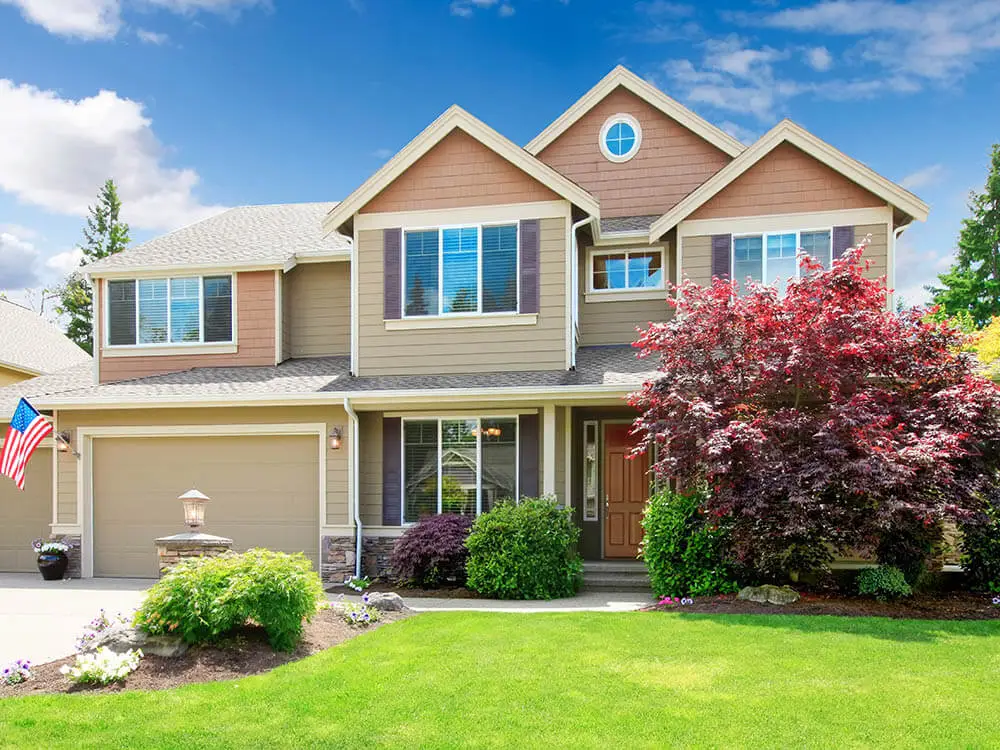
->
0;300;91;571
0;67;929;581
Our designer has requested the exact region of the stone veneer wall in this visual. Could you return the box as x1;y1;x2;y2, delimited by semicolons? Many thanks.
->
362;537;395;580
322;534;397;584
55;534;81;579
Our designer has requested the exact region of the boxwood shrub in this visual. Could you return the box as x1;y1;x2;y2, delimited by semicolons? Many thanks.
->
390;513;473;587
135;549;325;652
856;565;913;601
465;497;582;600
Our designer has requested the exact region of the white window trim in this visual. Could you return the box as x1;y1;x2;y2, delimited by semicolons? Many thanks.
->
599;113;643;164
731;227;833;290
401;222;520;320
586;246;667;301
105;273;236;349
582;419;599;522
400;415;519;525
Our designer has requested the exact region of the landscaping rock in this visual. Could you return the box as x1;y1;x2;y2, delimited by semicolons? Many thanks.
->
738;585;800;606
366;592;406;612
87;624;189;658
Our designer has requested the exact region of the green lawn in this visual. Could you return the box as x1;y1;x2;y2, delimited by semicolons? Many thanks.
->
3;611;999;748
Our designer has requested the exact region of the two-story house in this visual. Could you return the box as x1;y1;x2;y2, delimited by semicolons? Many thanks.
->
0;67;929;582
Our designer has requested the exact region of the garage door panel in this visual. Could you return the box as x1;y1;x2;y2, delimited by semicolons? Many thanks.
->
93;435;320;578
0;447;52;572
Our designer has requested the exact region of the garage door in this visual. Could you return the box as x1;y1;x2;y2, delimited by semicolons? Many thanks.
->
93;434;319;578
0;447;52;572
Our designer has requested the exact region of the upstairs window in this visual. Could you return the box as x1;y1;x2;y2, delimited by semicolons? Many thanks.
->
106;275;233;346
589;248;665;293
404;224;518;317
733;230;832;296
599;113;642;163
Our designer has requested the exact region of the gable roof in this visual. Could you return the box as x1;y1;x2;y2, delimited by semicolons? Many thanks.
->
86;203;352;277
322;105;600;234
649;119;930;240
0;300;91;377
526;66;745;158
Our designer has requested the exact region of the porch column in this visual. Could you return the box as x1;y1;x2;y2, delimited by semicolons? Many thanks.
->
543;403;556;497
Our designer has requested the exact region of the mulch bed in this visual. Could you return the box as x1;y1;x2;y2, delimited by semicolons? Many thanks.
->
0;608;409;698
329;582;482;599
646;591;1000;620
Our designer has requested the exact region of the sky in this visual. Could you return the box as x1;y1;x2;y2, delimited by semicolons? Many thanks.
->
0;0;998;319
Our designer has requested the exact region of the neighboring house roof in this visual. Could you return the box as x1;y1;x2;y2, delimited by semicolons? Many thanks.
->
599;215;661;236
0;362;93;417
525;66;745;159
34;346;658;409
86;203;352;276
322;105;601;235
648;119;931;241
0;300;91;377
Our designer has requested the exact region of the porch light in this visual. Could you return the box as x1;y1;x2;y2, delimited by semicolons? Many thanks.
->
55;431;72;453
179;489;210;529
329;427;344;451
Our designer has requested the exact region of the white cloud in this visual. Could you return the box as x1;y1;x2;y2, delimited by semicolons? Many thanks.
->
893;233;955;307
0;223;40;240
900;164;945;191
718;120;759;145
0;232;41;289
45;247;85;278
450;0;515;17
136;27;168;43
372;148;393;159
804;46;833;71
0;79;226;232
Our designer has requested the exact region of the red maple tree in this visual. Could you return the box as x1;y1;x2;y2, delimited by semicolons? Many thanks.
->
629;245;1000;576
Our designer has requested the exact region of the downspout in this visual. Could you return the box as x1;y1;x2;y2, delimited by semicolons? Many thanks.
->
892;223;908;309
343;396;362;578
569;215;593;369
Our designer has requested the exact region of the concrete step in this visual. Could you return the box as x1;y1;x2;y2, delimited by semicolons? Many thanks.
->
581;560;652;592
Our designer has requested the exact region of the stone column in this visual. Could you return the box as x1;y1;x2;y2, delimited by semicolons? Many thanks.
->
155;532;233;576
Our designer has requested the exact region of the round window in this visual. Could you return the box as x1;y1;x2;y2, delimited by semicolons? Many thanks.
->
599;113;642;163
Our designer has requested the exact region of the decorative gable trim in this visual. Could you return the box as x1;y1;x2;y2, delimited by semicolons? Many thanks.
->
649;119;930;241
323;106;599;235
525;65;745;158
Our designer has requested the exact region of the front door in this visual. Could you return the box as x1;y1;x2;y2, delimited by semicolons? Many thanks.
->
603;423;648;559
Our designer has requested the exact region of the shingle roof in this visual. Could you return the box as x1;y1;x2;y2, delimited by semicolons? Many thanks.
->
0;363;93;416
86;203;351;274
32;346;658;407
0;300;91;376
599;215;661;234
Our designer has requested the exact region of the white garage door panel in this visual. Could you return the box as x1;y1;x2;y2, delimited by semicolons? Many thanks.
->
93;435;320;578
0;447;52;572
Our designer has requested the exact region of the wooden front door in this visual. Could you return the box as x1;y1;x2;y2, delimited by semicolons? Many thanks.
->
603;423;649;559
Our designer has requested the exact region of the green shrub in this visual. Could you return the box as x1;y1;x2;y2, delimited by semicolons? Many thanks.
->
465;497;582;600
640;488;739;598
856;565;913;601
877;515;940;586
961;509;1000;592
135;549;325;652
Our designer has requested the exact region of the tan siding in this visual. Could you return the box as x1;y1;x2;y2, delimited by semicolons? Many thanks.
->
0;367;32;386
536;87;732;218
857;222;889;281
681;235;713;286
691;143;886;220
0;444;52;571
285;262;350;357
554;407;565;504
97;271;277;383
55;405;350;528
280;272;291;362
361;130;560;214
359;411;384;527
357;216;567;376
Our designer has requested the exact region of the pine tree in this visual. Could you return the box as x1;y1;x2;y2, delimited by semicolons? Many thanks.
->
57;179;131;353
931;144;1000;326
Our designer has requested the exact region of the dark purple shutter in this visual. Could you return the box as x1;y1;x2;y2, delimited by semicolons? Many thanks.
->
832;225;855;261
383;228;402;320
518;414;539;500
711;234;731;280
519;219;540;314
382;417;402;526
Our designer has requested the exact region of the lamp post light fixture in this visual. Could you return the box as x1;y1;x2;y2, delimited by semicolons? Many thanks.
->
179;489;210;529
328;427;344;451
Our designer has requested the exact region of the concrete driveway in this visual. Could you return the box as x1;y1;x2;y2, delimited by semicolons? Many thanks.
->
0;574;150;666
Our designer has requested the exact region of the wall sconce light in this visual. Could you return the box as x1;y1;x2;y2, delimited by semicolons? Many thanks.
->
329;427;344;451
179;489;210;529
55;431;79;458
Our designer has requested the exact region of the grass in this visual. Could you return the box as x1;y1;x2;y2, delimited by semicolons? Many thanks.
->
2;611;1000;748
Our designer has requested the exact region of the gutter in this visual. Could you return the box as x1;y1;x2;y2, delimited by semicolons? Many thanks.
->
343;396;362;579
569;214;594;369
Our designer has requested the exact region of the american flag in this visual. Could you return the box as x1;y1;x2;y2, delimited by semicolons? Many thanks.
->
1;398;52;491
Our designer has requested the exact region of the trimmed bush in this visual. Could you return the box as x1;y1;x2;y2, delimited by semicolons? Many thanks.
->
135;549;325;652
961;509;1000;592
856;565;913;601
390;514;473;587
641;489;739;598
465;497;582;600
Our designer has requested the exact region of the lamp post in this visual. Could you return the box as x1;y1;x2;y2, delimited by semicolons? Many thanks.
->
178;489;210;529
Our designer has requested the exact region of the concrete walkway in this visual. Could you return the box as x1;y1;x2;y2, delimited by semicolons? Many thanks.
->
335;590;653;613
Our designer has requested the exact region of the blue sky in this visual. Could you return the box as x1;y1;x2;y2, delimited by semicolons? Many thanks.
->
0;0;998;315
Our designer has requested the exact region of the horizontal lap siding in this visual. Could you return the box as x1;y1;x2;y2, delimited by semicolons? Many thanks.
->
97;271;277;383
359;412;384;527
856;223;889;281
536;87;731;218
681;235;713;286
281;273;291;361
357;217;567;376
285;262;350;357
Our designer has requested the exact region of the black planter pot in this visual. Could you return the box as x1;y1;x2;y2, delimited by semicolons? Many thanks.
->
37;552;68;581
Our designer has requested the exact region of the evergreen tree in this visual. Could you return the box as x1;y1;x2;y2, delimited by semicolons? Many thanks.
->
57;179;130;353
931;144;1000;326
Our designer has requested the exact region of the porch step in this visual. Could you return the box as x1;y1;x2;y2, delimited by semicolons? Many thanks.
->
581;560;652;592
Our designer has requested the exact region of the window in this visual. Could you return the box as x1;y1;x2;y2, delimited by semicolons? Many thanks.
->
732;229;832;296
582;421;599;522
403;224;518;317
403;417;518;524
599;113;642;163
106;275;234;346
590;249;665;293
